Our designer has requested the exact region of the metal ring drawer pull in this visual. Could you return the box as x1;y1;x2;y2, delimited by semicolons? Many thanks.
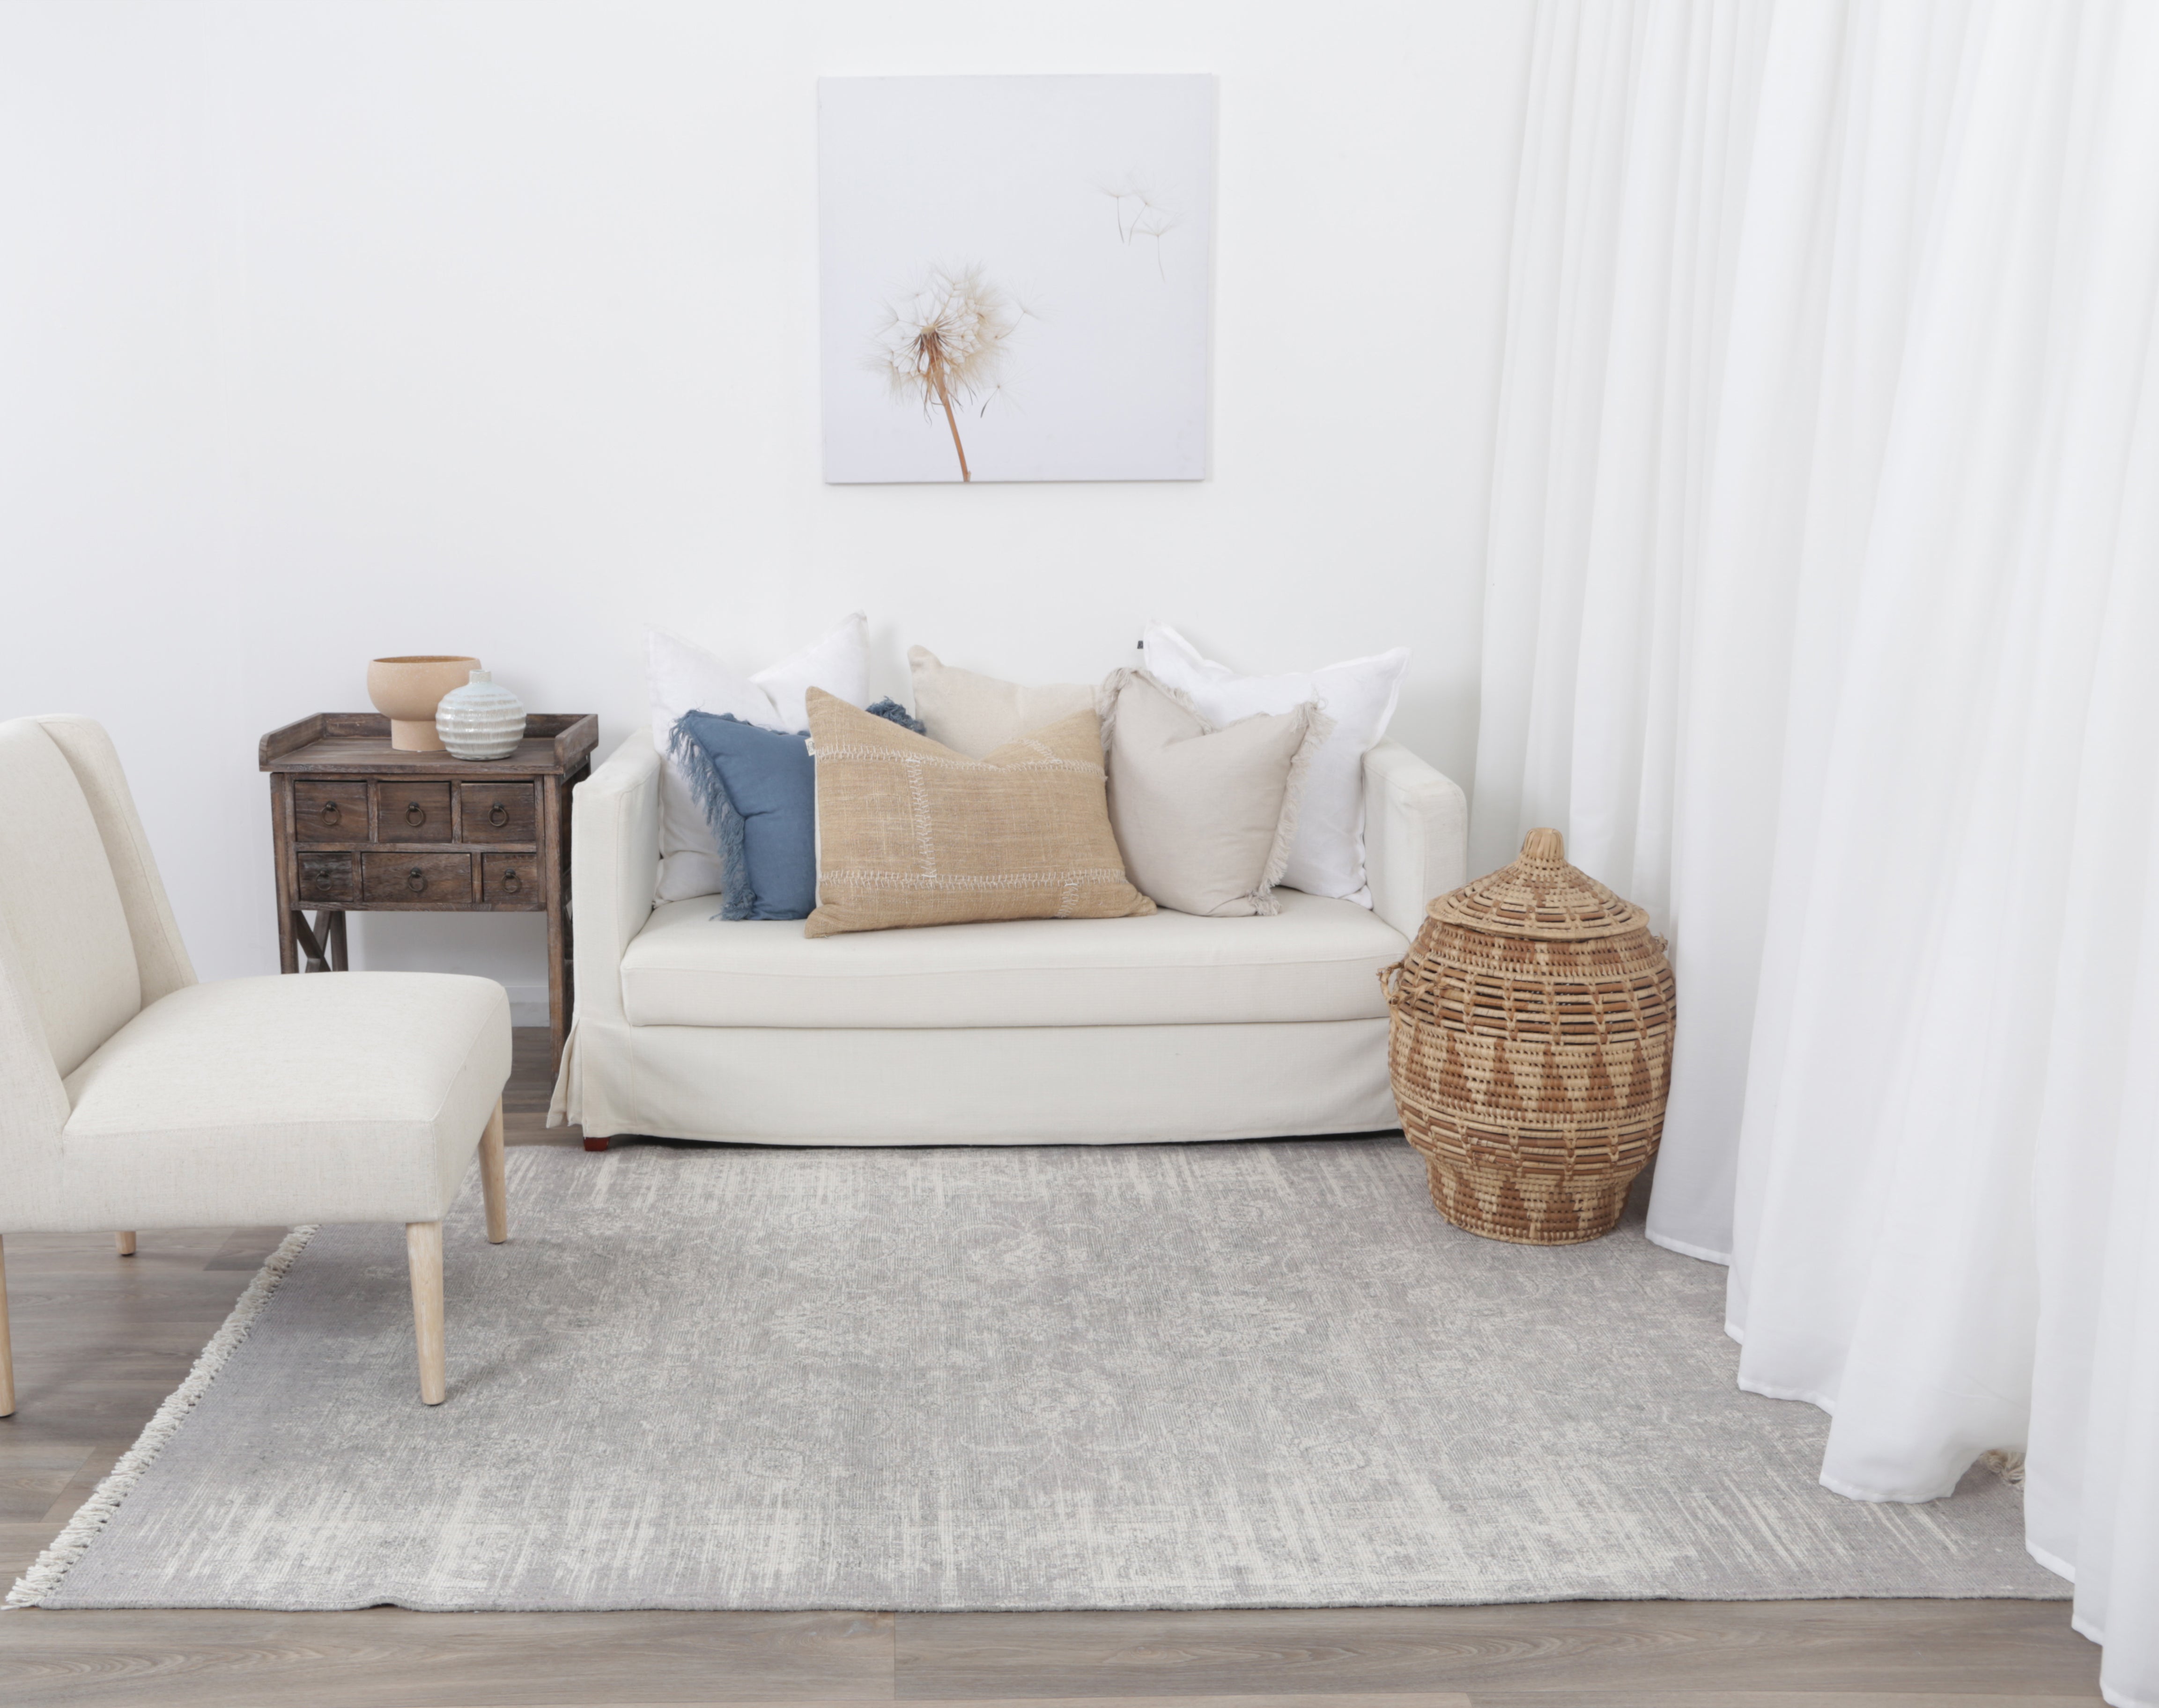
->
320;801;340;824
501;869;521;894
489;802;509;826
405;801;427;827
406;867;426;893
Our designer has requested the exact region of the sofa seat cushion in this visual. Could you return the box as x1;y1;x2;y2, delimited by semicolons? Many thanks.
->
620;888;1410;1029
59;972;511;1228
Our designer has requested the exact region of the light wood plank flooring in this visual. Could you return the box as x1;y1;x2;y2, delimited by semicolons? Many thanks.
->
0;1030;2101;1707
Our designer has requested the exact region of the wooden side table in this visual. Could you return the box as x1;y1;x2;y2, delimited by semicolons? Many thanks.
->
260;713;599;1065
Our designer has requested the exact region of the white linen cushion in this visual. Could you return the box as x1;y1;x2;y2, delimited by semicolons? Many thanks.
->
1141;624;1410;907
618;888;1405;1029
907;647;1098;759
0;719;141;1077
649;617;870;902
56;972;510;1229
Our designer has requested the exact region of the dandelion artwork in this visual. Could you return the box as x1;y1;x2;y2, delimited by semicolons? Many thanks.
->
821;75;1214;484
870;265;1022;482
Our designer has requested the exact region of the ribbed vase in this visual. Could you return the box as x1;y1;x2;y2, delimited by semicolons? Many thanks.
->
434;670;526;760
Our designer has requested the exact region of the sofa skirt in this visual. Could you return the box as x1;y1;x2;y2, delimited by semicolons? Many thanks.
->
549;1018;1400;1146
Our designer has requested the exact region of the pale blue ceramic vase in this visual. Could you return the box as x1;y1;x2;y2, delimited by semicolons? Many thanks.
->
434;670;526;760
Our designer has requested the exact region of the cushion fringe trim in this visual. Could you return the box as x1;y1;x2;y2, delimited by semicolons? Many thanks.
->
668;718;754;921
2;1224;318;1609
1245;700;1336;916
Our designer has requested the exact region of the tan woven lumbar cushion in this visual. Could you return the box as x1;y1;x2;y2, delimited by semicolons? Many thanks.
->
805;688;1155;939
1099;668;1332;918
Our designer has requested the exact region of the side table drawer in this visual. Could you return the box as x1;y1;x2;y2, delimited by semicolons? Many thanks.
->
481;853;543;908
293;779;368;841
297;850;357;903
460;781;538;843
362;851;473;904
378;781;454;842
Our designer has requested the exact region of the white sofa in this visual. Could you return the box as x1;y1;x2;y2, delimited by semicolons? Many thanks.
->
548;729;1466;1147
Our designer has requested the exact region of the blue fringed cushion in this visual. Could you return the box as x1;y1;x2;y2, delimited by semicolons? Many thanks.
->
866;697;927;734
668;712;816;921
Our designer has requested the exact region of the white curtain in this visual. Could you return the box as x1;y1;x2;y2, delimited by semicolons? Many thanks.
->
1474;0;1782;1265
1475;3;2159;1701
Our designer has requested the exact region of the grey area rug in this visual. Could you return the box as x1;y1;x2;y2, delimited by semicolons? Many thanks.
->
15;1139;2063;1612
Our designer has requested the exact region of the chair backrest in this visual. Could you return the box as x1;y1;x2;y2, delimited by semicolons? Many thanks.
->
0;717;195;1090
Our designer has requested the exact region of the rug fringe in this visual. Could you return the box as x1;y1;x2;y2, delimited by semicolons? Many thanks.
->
3;1224;318;1610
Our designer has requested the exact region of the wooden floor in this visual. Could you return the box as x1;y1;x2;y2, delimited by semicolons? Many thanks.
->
0;1031;2101;1708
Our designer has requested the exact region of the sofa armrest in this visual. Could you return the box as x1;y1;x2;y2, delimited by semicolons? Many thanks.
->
1363;740;1468;939
571;729;661;1027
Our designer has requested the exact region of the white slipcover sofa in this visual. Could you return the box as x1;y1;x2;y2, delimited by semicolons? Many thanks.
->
548;730;1466;1147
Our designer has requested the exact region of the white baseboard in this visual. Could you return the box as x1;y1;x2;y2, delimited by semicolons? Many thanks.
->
501;984;551;1028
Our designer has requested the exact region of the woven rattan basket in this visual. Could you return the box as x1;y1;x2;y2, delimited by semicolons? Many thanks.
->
1381;827;1676;1245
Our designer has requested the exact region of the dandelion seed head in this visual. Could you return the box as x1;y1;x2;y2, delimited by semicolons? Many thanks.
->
869;264;1020;408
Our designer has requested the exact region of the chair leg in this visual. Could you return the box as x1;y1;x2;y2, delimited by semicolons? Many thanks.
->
480;1097;508;1245
406;1221;445;1405
114;1232;136;1257
0;1234;14;1418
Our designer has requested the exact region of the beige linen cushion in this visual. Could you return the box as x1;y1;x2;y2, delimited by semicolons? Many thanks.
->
907;647;1098;759
1099;668;1332;918
806;689;1153;939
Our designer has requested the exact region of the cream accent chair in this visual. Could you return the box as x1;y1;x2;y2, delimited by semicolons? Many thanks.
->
0;715;512;1409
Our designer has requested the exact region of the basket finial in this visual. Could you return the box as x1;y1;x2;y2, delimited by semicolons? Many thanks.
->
1521;827;1566;865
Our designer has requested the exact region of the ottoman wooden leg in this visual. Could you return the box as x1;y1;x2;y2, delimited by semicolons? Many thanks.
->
480;1099;508;1244
406;1221;446;1405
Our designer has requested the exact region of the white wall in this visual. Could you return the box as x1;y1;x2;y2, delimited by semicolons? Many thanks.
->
0;0;1529;1005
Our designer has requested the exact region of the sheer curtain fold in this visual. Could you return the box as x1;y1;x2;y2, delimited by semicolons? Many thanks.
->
1730;0;2090;1443
1474;2;2159;1700
1665;0;1966;1272
1473;0;1766;908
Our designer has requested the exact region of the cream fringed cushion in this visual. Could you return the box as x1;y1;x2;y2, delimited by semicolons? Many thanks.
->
907;647;1099;759
805;690;1154;939
1099;669;1333;918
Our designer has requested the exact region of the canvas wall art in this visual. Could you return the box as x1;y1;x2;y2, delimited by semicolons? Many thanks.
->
819;74;1215;484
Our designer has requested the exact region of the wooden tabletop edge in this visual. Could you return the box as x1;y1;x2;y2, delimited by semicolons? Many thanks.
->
258;713;328;768
259;714;599;774
551;713;602;767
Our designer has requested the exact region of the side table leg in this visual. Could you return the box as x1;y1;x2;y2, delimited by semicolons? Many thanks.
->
543;775;571;1069
328;910;348;971
272;775;299;973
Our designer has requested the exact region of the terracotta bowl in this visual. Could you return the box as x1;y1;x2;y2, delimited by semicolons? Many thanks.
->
367;655;481;751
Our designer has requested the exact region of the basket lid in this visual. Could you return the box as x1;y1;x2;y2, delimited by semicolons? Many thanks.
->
1427;827;1649;941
